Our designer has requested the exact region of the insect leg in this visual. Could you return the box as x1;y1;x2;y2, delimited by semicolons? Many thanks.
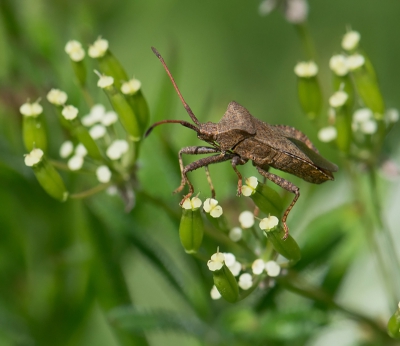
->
256;167;300;239
231;156;248;196
175;146;221;195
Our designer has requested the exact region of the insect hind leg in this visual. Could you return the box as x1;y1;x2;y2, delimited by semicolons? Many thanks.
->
256;166;300;239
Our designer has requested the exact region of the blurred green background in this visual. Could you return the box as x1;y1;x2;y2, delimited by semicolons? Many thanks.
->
1;0;400;345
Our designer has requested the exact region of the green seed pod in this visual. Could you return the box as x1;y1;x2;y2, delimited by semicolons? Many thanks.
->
250;181;283;217
70;60;86;87
213;264;239;303
22;114;47;153
70;120;103;160
24;149;68;201
334;110;352;154
105;85;142;141
388;304;400;339
294;61;322;120
179;208;204;254
97;50;129;90
264;225;301;264
349;54;385;118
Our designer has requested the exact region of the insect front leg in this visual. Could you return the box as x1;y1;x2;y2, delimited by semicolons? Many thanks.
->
256;166;300;239
231;156;248;196
175;146;221;195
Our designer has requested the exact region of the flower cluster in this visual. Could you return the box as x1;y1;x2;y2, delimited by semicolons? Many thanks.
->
22;37;149;205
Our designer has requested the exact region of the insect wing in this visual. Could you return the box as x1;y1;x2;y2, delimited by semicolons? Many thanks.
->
287;137;338;172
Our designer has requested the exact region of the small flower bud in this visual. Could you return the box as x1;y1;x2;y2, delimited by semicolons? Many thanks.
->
24;148;44;167
203;198;223;218
265;260;281;277
101;111;118;126
294;61;318;77
229;227;243;242
106;139;129;160
329;55;349;76
96;165;112;183
75;143;88;157
207;251;225;271
241;176;258;196
62;105;79;120
89;124;107;139
59;141;74;158
65;40;85;62
259;215;279;231
329;91;348;108
252;259;265;275
386;108;399;123
121;78;142;95
47;89;68;106
182;197;202;210
20;100;43;117
96;73;114;89
318;126;337;142
342;31;361;51
238;273;253;290
210;285;222;300
67;155;84;171
25;149;68;201
347;54;365;71
238;211;254;229
88;37;109;58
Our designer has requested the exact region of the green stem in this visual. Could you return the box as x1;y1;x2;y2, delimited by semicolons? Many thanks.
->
70;183;112;199
294;22;316;61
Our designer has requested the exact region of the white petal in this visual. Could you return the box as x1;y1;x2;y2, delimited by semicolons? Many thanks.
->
24;148;44;166
68;155;84;170
252;259;265;275
238;211;254;229
229;227;243;242
96;165;112;183
265;261;281;277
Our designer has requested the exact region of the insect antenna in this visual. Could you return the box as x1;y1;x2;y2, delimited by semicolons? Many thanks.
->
145;119;200;137
151;47;201;126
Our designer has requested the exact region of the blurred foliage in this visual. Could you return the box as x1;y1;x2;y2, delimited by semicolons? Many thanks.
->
1;0;400;345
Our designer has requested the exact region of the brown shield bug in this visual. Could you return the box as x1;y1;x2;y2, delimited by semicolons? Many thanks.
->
146;47;338;238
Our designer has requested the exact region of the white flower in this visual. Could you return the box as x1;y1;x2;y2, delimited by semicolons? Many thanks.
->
75;143;88;157
284;0;308;24
96;74;114;89
207;251;225;271
229;227;243;242
386;108;399;123
252;259;265;275
318;126;337;143
210;285;222;300
89;124;106;139
82;104;106;127
238;211;254;229
259;215;279;230
24;148;44;166
59;140;74;158
342;31;361;51
20;100;43;117
228;261;242;277
294;61;318;77
96;165;112;183
265;260;281;277
329;55;349;76
46;89;68;105
121;78;142;95
203;198;223;218
347;54;365;71
88;37;109;58
67;155;84;170
223;253;236;267
62;105;79;120
181;197;202;210
353;108;373;123
238;273;253;290
65;40;85;62
360;120;378;134
106;139;129;160
101;111;118;126
329;91;348;108
241;176;258;197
